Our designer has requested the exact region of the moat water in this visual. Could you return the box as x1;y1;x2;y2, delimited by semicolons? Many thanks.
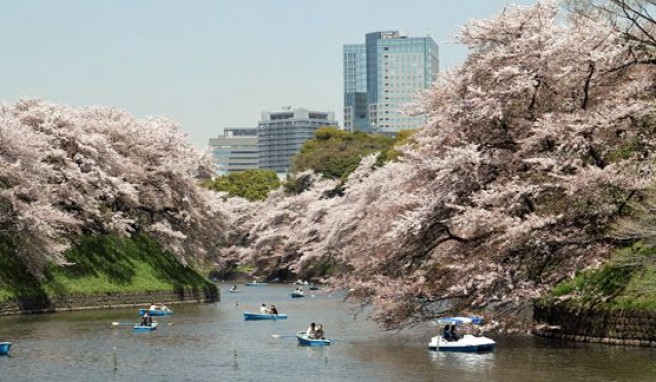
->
1;284;655;381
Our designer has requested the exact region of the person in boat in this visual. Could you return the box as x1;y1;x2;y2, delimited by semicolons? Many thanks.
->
141;312;152;326
442;325;454;341
451;325;461;341
260;303;269;314
230;284;238;291
269;304;278;315
147;302;168;312
307;322;317;339
315;323;325;339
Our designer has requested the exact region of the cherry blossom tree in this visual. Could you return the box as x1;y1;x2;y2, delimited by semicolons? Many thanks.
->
0;99;230;276
328;0;656;329
225;1;656;330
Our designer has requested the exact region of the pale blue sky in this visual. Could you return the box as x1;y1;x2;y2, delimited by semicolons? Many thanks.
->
0;0;537;148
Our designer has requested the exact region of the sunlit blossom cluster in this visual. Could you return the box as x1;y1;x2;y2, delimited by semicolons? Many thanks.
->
0;99;229;276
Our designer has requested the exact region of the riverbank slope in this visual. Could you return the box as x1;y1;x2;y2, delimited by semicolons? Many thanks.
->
533;243;656;345
0;234;218;315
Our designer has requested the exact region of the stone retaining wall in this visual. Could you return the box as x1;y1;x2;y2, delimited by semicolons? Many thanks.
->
533;303;656;347
0;286;219;315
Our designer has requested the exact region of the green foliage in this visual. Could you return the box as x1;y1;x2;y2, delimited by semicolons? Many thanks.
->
205;169;281;201
0;233;48;301
284;128;417;195
283;173;314;195
314;126;348;141
543;243;656;310
290;127;397;180
0;233;214;302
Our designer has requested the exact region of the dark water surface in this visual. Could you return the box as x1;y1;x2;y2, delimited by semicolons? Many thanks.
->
1;284;655;381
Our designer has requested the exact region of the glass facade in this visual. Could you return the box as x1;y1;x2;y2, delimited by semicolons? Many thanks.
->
343;44;368;132
343;31;439;134
258;108;337;174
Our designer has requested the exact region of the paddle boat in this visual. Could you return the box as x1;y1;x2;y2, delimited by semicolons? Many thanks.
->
132;321;159;332
244;281;268;287
229;285;241;293
0;342;11;355
138;308;173;317
297;331;331;346
291;290;305;298
428;316;496;352
242;312;288;320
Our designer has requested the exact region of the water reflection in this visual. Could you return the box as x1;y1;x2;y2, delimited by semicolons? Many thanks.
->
428;350;495;370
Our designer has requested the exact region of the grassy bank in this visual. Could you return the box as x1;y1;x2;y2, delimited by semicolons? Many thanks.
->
0;233;214;303
539;243;656;311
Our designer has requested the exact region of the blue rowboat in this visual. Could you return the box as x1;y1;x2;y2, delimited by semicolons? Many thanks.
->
132;322;159;332
138;308;173;317
242;312;288;320
244;282;268;287
291;292;305;298
297;331;331;346
0;342;11;355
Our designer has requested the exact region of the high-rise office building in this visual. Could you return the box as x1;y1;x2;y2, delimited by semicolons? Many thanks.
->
344;31;439;135
209;128;259;175
258;107;337;174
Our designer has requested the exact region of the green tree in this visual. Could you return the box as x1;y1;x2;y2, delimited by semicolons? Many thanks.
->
205;169;281;201
290;126;413;180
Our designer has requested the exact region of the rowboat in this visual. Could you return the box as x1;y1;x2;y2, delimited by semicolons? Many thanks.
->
242;312;288;320
297;331;331;346
308;285;319;291
244;282;268;287
132;322;159;332
291;292;305;298
138;308;173;317
0;342;11;355
428;316;495;352
229;289;241;293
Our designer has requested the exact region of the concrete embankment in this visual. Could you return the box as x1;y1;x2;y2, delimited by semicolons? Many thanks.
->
533;303;656;347
0;286;219;315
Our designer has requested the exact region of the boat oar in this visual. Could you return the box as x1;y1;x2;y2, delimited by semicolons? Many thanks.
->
271;334;296;339
112;322;139;326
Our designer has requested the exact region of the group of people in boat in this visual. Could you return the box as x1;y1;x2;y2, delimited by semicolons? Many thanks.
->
293;287;304;295
306;322;326;339
141;312;154;326
260;303;279;315
139;302;170;326
442;325;461;342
